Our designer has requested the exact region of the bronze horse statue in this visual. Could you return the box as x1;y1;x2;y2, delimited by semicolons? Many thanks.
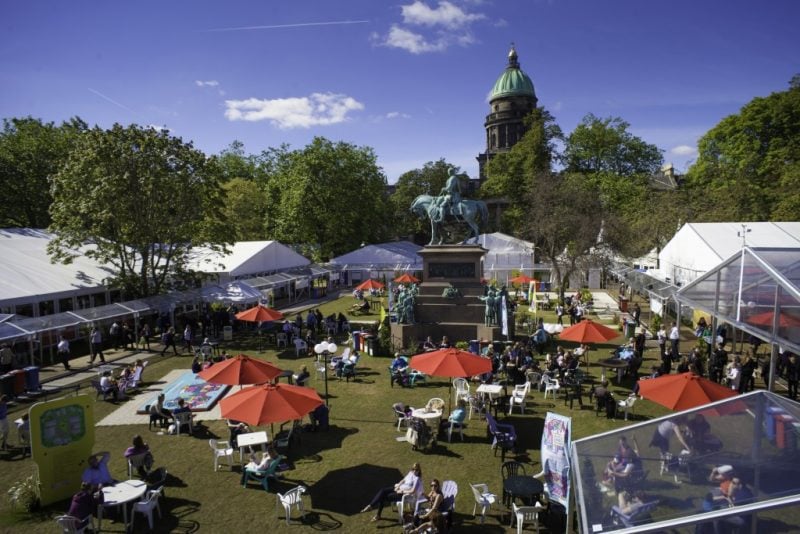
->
410;194;488;245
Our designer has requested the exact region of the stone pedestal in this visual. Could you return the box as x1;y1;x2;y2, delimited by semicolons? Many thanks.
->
390;244;513;350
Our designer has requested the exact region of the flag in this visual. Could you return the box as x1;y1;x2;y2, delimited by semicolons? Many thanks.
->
528;280;537;314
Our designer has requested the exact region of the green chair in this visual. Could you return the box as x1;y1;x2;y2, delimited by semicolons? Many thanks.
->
241;457;282;491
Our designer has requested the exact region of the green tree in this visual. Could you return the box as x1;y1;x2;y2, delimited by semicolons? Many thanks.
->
222;177;269;241
564;114;663;177
263;137;389;261
686;78;800;220
48;124;230;298
482;108;562;233
217;140;265;184
0;116;87;227
389;159;457;242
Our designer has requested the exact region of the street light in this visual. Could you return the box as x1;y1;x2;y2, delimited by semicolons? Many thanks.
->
314;340;337;406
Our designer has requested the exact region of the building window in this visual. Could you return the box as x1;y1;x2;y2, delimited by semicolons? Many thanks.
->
59;298;74;313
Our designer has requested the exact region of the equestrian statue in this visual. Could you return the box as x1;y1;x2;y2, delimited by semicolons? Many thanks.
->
410;167;488;245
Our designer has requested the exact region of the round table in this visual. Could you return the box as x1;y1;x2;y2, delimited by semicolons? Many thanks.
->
100;479;147;531
597;358;629;384
411;408;442;428
503;475;544;503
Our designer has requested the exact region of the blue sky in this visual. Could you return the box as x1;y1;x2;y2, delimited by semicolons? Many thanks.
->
3;0;798;183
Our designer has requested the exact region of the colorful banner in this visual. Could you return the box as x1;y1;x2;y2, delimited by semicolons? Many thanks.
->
528;280;537;314
501;295;508;337
541;411;571;507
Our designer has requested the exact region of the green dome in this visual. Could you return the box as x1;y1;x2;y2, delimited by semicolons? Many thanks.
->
490;46;536;101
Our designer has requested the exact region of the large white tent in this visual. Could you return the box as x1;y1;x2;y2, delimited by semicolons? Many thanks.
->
328;241;422;282
187;240;311;282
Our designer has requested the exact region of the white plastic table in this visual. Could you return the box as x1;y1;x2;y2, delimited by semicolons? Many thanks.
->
99;479;147;532
237;430;270;462
476;384;503;398
411;408;442;429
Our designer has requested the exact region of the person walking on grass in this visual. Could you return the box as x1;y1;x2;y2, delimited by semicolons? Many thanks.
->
161;327;178;357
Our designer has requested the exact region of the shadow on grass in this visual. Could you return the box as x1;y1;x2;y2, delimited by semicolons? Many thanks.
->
159;496;201;532
310;464;403;515
294;424;359;458
299;510;343;531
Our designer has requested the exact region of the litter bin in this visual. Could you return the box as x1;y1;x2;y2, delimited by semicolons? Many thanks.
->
624;320;636;339
0;374;14;398
353;331;362;352
776;414;796;449
23;366;40;392
618;296;628;313
223;326;233;341
9;370;25;396
468;340;479;354
364;335;375;356
765;407;786;442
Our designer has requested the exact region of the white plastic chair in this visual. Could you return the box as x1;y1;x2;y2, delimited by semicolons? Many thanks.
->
276;333;288;348
127;451;151;478
174;411;193;436
294;338;308;357
511;502;544;534
276;485;307;525
469;483;496;524
509;382;530;414
618;395;637;420
131;488;162;531
55;514;93;534
453;378;470;403
393;403;410;431
542;375;561;399
392;492;421;524
208;439;234;471
426;398;445;412
446;418;465;442
315;356;327;380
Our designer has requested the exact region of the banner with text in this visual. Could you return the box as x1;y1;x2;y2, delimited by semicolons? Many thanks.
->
541;411;572;507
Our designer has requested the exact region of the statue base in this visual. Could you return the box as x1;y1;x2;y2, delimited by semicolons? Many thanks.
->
390;244;514;352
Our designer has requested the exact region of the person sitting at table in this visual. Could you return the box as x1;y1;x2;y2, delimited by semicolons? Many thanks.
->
600;454;627;493
67;481;104;529
713;476;753;509
422;336;436;352
677;355;691;374
82;451;115;487
227;419;251;450
149;394;172;428
591;380;612;411
171;398;194;431
124;435;153;478
404;478;444;533
191;356;202;374
99;371;120;401
360;462;423;522
439;336;451;349
293;365;310;387
617;489;646;516
443;400;467;429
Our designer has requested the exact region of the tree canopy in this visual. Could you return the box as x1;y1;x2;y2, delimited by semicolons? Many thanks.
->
263;137;389;261
686;78;800;220
0;116;87;228
48;124;230;298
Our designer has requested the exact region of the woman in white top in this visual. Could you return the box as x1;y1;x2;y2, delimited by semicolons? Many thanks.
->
361;462;423;522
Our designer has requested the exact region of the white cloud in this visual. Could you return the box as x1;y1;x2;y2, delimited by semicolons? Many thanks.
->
383;25;448;54
670;144;698;157
386;111;411;119
195;80;219;87
224;92;364;128
401;1;484;29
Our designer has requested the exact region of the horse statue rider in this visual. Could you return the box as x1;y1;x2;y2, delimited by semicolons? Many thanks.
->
432;167;463;223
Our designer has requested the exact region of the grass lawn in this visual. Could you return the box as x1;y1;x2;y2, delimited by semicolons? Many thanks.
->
0;295;691;533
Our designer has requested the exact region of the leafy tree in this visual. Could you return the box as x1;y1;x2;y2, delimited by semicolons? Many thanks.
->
0;116;87;227
48;124;230;298
262;137;389;261
389;159;457;242
686;78;800;221
564;114;663;177
481;108;563;233
222;177;269;241
217;140;265;184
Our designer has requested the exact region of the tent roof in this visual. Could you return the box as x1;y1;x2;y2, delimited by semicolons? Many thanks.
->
479;232;535;254
0;229;113;305
571;390;800;533
187;241;310;277
676;246;800;353
665;222;800;265
329;241;422;270
199;281;263;303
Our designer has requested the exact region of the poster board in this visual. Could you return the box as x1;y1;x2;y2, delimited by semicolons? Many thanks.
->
540;411;572;507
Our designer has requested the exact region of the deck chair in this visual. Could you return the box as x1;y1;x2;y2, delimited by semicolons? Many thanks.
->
242;456;282;491
276;485;307;525
131;488;162;531
470;483;497;524
409;368;427;386
610;500;660;528
55;514;94;534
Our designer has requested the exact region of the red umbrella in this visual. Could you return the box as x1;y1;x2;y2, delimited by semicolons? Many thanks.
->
410;348;492;378
637;372;737;411
746;311;800;328
355;279;385;291
197;354;282;386
235;304;284;323
393;273;420;284
220;383;323;426
558;320;621;344
509;274;536;285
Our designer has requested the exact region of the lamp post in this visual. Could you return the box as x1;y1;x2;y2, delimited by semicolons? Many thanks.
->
314;340;337;406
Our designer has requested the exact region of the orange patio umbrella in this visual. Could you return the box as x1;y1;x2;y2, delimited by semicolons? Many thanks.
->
746;311;800;328
509;274;536;285
558;319;621;344
637;372;738;411
220;383;324;426
410;347;492;378
197;354;282;386
393;273;420;284
235;304;284;323
355;279;385;291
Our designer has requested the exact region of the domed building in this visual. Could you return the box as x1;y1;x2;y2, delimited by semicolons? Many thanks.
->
477;45;538;183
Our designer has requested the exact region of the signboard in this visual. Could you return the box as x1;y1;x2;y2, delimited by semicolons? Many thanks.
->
541;411;571;507
29;395;95;505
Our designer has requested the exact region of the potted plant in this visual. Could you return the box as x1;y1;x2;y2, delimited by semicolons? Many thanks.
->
7;475;40;512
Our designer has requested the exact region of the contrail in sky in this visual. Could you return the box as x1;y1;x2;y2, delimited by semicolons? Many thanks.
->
88;88;135;113
205;20;369;32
